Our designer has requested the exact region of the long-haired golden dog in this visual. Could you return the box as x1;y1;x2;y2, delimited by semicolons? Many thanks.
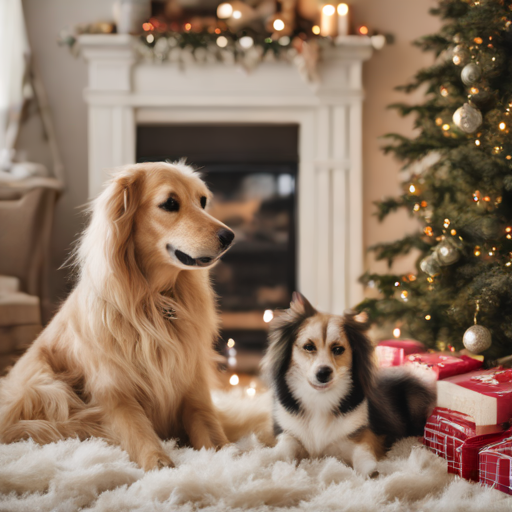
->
0;161;236;470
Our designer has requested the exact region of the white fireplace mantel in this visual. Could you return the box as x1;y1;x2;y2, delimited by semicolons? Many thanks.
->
79;33;372;314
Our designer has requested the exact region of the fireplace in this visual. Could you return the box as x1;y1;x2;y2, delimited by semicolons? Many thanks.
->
137;123;298;349
79;34;372;322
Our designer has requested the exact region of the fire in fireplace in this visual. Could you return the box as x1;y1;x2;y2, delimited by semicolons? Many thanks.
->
137;123;298;351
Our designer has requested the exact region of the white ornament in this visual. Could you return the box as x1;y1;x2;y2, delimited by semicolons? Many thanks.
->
453;103;483;133
463;324;492;353
420;254;441;277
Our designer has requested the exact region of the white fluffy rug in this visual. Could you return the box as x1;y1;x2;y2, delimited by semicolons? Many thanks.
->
1;434;512;512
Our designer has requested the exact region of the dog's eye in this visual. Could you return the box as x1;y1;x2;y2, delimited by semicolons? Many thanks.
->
200;196;207;209
303;343;316;352
332;346;345;356
159;197;180;212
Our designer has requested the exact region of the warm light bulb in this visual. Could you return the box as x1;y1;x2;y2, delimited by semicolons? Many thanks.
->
337;3;349;15
263;309;274;323
451;229;457;236
322;5;336;16
393;328;401;338
312;25;321;35
273;18;285;31
227;338;235;348
216;35;228;47
425;315;431;321
442;124;450;131
413;204;420;212
475;139;481;146
239;36;254;48
409;184;416;193
394;281;400;287
500;122;507;130
232;10;242;19
184;23;192;31
229;374;239;385
474;246;481;256
358;25;369;35
146;34;154;43
228;356;237;367
246;387;256;397
217;2;233;18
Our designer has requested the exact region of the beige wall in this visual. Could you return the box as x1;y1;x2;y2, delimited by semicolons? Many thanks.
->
20;0;440;309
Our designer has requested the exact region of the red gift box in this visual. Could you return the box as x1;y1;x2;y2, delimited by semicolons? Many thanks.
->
375;340;425;367
405;353;483;380
480;436;512;494
437;369;512;426
424;407;508;481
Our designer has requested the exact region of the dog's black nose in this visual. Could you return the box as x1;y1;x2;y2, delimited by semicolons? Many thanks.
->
218;228;235;249
316;366;333;384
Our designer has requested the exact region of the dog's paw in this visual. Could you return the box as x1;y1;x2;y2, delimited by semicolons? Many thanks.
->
273;433;305;462
142;451;175;471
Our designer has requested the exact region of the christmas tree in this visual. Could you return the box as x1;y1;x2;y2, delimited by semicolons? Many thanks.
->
358;0;512;360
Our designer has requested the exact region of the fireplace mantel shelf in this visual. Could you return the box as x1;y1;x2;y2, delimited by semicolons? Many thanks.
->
79;33;373;314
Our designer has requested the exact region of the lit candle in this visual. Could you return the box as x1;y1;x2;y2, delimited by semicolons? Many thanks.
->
320;4;337;37
337;3;349;36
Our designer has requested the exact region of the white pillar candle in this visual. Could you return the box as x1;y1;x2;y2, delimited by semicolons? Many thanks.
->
337;3;349;36
320;4;337;37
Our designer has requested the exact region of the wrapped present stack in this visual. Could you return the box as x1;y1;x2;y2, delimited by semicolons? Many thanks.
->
427;368;512;494
376;339;512;494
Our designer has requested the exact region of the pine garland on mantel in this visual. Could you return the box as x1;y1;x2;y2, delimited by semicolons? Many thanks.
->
59;22;383;83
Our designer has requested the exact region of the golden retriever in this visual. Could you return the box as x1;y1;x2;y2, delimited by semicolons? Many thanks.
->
0;161;236;470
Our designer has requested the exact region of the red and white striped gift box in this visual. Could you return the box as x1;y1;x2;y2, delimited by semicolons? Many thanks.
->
480;437;512;494
424;407;507;481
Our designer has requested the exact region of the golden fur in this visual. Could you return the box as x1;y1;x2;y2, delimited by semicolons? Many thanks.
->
0;162;235;470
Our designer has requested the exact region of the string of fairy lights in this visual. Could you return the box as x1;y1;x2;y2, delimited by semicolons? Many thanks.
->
225;309;274;394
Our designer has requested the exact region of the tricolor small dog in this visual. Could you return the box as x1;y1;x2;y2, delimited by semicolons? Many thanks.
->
262;292;436;477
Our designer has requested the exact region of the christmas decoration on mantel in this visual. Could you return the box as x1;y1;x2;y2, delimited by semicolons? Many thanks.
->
357;0;512;361
58;0;391;82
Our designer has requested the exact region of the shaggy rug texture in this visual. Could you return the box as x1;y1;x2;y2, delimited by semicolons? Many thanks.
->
1;434;512;512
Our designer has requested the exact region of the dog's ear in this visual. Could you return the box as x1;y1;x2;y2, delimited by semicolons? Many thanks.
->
84;166;146;283
290;291;316;318
342;309;375;396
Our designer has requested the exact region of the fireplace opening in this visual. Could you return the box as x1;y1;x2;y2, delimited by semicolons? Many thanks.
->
137;124;298;353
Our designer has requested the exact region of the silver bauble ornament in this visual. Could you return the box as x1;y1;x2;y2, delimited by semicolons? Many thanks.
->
435;239;460;266
453;103;483;133
463;324;492;353
420;254;441;277
461;63;482;86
